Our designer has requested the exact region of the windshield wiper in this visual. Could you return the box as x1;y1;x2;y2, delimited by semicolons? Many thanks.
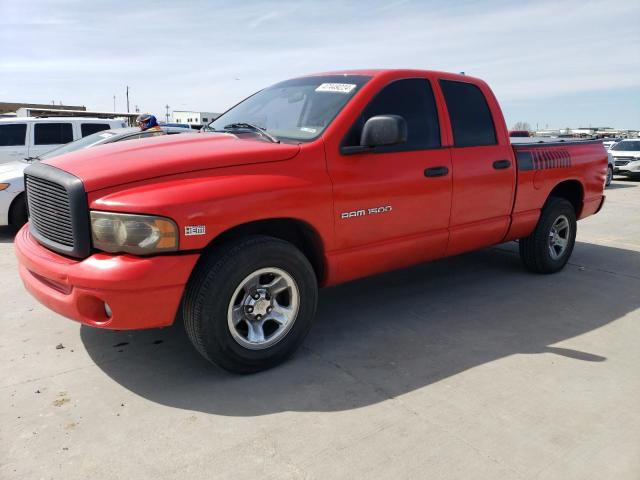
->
24;156;40;162
223;122;280;143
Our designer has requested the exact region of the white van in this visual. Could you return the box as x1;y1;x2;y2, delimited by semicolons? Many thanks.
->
0;117;126;164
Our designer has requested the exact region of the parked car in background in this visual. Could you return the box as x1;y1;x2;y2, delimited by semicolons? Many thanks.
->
160;123;192;129
609;139;640;179
0;126;195;228
602;138;621;151
0;117;126;165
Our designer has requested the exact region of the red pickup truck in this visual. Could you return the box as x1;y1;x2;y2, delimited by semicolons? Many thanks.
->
16;70;607;373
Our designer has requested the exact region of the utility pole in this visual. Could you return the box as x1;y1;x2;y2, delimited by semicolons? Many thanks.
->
165;104;170;123
126;86;130;113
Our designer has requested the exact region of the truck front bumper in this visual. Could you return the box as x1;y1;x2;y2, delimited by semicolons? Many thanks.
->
15;226;200;330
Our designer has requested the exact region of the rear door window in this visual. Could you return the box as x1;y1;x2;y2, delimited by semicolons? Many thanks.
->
34;123;74;145
440;80;497;147
81;123;111;137
0;124;27;146
343;78;441;151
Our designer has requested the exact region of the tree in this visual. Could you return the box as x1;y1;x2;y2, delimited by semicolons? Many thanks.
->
512;121;531;131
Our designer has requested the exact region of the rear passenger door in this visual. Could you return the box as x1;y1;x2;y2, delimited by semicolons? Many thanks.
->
0;123;28;164
30;122;74;158
439;79;516;255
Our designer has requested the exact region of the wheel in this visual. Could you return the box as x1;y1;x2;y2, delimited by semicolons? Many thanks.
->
605;165;613;187
9;193;28;228
519;197;577;274
182;235;318;373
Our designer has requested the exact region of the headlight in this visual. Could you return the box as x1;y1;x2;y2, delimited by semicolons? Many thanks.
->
90;211;179;255
0;183;9;191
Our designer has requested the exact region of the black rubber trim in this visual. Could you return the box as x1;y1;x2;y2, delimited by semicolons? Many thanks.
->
511;139;602;147
24;162;91;259
516;151;534;171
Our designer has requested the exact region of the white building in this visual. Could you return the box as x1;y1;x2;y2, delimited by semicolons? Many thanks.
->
172;111;219;126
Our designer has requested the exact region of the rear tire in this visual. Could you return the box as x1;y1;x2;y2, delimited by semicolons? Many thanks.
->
605;165;613;187
9;194;28;229
182;235;318;374
519;197;577;274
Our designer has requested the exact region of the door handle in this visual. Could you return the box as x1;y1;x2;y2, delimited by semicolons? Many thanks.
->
424;166;449;177
493;159;511;170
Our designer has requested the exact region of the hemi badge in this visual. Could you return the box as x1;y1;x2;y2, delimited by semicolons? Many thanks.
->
184;225;206;236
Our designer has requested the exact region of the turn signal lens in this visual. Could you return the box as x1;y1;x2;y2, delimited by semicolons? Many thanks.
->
90;211;178;255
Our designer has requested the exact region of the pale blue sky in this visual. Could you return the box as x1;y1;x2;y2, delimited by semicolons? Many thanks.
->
1;0;639;129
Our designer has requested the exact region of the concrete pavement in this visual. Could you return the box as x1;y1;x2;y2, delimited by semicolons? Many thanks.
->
1;179;639;479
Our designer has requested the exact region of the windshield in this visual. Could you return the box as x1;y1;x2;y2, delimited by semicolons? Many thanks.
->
207;75;371;142
39;130;120;160
611;140;640;152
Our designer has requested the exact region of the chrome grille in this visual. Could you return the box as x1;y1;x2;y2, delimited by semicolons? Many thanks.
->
25;175;74;246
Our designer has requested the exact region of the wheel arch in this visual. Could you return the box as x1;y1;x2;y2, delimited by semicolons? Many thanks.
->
547;179;584;217
201;217;327;285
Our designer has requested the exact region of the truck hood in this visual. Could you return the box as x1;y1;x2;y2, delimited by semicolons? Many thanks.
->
44;133;301;192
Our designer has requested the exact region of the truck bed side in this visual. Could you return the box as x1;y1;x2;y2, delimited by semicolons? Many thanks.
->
505;140;607;241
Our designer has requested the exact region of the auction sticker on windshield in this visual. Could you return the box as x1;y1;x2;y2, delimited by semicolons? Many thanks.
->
315;83;357;94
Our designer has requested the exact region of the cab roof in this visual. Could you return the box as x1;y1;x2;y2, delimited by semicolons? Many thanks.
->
303;69;479;82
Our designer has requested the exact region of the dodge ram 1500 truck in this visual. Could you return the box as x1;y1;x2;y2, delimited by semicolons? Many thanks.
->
15;70;607;373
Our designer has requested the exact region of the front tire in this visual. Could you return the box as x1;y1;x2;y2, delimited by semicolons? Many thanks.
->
183;235;318;373
519;197;577;274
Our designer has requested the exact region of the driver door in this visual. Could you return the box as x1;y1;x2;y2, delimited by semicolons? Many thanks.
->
327;77;452;276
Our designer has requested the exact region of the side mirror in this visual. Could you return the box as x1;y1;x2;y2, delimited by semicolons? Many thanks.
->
341;115;407;155
361;115;407;147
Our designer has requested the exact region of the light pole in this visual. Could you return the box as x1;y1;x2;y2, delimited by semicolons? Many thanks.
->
165;104;170;123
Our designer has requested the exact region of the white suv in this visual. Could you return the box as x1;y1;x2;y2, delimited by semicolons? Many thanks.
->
0;117;125;165
610;139;640;179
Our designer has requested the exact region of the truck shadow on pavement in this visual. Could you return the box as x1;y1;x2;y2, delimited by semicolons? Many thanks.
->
80;241;640;416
